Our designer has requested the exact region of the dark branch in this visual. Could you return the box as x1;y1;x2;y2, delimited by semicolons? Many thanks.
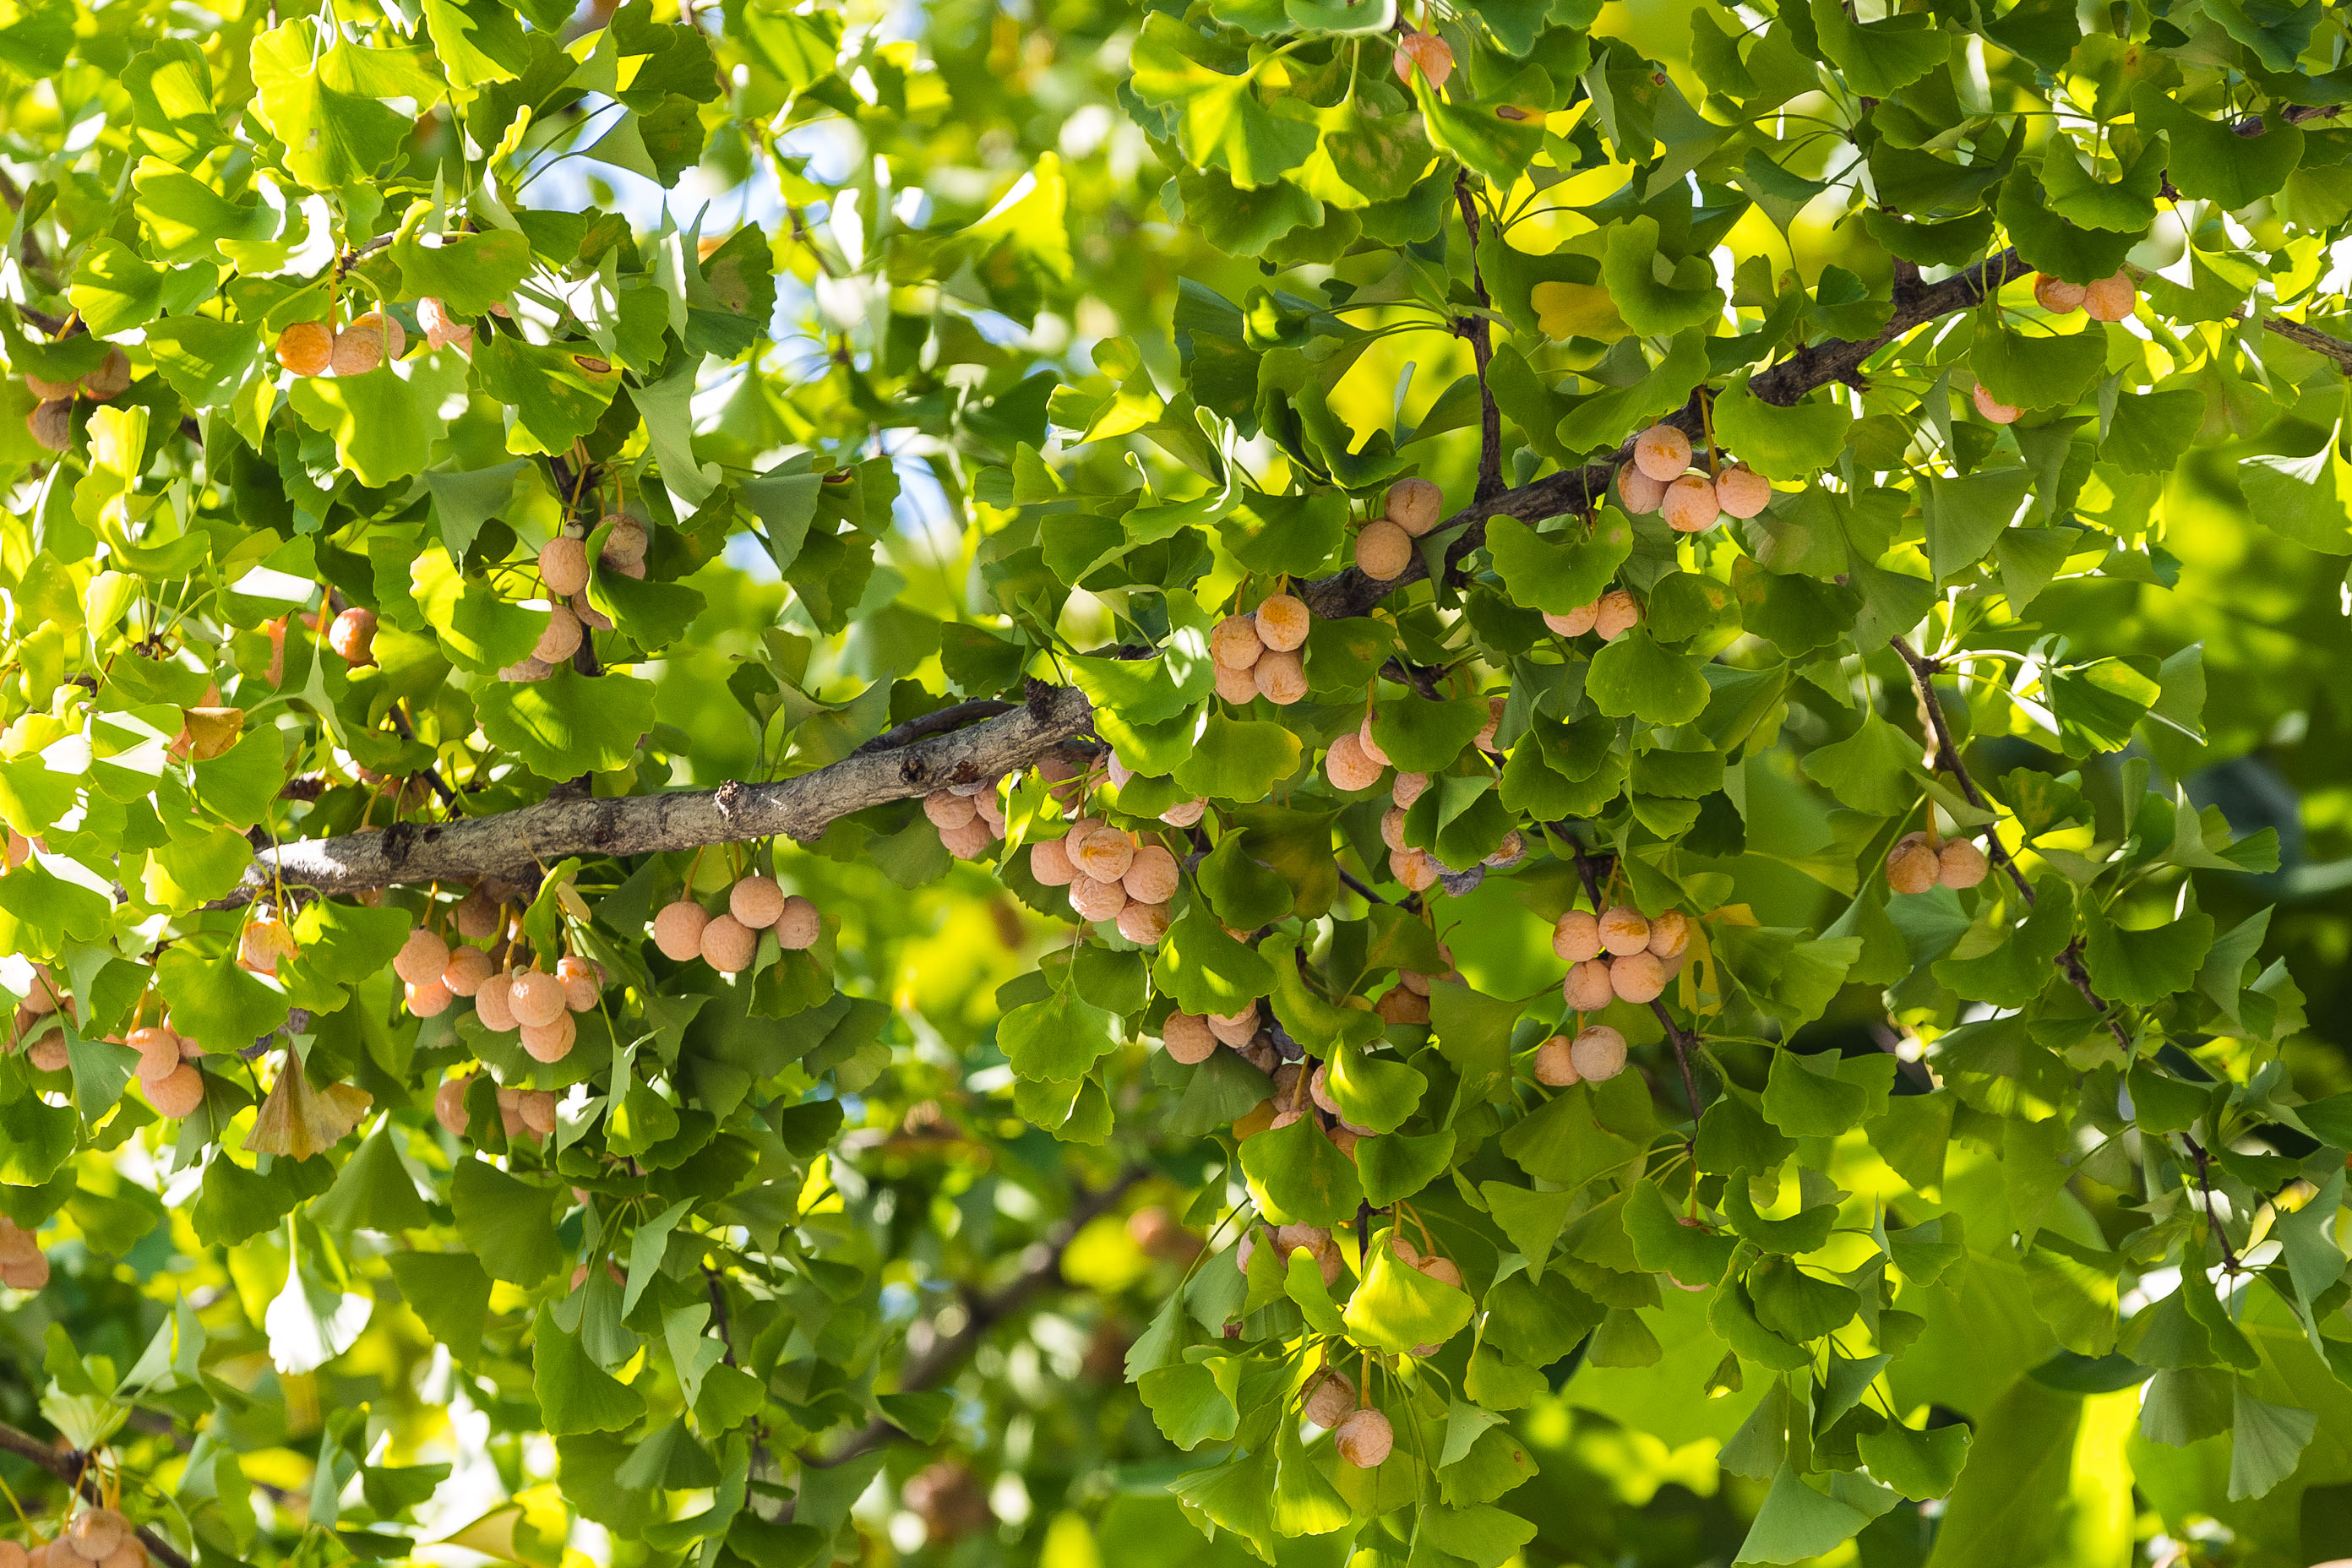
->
0;1423;194;1568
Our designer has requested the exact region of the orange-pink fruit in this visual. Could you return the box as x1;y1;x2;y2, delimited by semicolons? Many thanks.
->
509;969;567;1027
395;928;450;986
773;896;820;950
1594;589;1641;640
1631;423;1692;482
1533;1035;1580;1086
651;900;709;960
329;607;378;666
729;874;787;928
1972;382;2021;425
540;536;590;596
476;972;519;1032
1714;465;1772;520
1385;476;1444;536
1354;519;1413;580
2034;274;2087;313
1570;1025;1629;1080
2082;272;2136;322
1392;30;1453;88
699;913;757;972
275;322;332;375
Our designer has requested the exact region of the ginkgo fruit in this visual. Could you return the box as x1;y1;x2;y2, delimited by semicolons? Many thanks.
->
418;297;473;354
1164;1013;1217;1064
1074;825;1135;883
1385;476;1444;536
79;348;130;400
1631;422;1692;482
433;1076;472;1136
1647;909;1691;961
541;536;591;596
1715;465;1772;518
1594;588;1642;640
2082;271;2137;321
1354;519;1413;580
240;915;297;975
27;398;70;451
602;516;650;569
1616;460;1667;514
1335;1408;1394;1468
330;322;384;377
924;790;977;830
1115;901;1172;944
700;912;757;972
2034;274;2088;313
1598;905;1650;956
556;954;602;1011
509;970;568;1027
1938;838;1990;889
275;321;333;375
1207;1003;1260;1046
521;1010;576;1063
1390;847;1438;890
395;927;451;986
329;607;378;666
1162;798;1208;827
147;1063;204;1118
1254;649;1307;705
1544;602;1599;638
1214;661;1260;704
405;977;453;1017
1660;474;1720;532
775;894;823;950
1885;832;1940;895
1326;732;1383;792
1122;844;1179;903
1552;909;1603;961
729;874;787;928
455;887;502;940
1392;770;1429;808
1609;951;1666;1002
652;900;710;960
1211;614;1264;670
1563;958;1614;1011
1254;592;1309;651
1570;1025;1629;1081
1391;30;1452;88
1356;715;1389;766
1972;382;2021;425
1069;873;1127;922
1533;1035;1581;1086
1030;836;1076;887
476;972;519;1032
1303;1369;1355;1428
536;604;582;663
443;945;494;996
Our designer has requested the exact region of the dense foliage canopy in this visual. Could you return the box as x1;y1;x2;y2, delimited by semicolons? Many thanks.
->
5;0;2352;1565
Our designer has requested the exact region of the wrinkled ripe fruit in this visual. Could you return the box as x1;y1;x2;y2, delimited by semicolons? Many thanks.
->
1030;836;1075;887
1391;30;1453;88
1385;476;1444;536
1570;1025;1629;1081
275;321;333;375
1594;589;1642;641
1162;798;1208;828
2034;274;2088;313
1354;519;1413;580
351;310;406;361
1074;825;1135;883
1886;833;1940;895
1069;873;1127;923
1938;838;1990;889
1123;844;1180;904
652;900;710;960
2083;271;2137;322
1647;909;1691;961
1116;901;1172;944
1214;661;1260;704
556;954;603;1012
27;397;71;452
541;536;591;596
1972;381;2021;425
1617;460;1667;514
1553;909;1603;961
941;817;996;859
433;1076;472;1137
1715;465;1772;519
1326;732;1383;792
1335;1407;1395;1468
1392;770;1430;808
1211;613;1264;671
329;606;379;667
1255;649;1307;705
330;324;384;378
79;348;131;400
1631;422;1692;482
1207;1003;1260;1047
1533;1035;1580;1086
1303;1369;1355;1429
602;516;650;568
536;604;583;664
924;790;977;830
1563;958;1614;1012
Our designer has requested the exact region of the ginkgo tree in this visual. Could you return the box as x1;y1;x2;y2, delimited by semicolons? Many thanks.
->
2;0;2352;1565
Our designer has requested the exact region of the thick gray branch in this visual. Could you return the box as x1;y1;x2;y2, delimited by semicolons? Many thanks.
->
229;685;1096;900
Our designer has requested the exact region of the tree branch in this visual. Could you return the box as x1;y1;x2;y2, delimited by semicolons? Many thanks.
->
809;1166;1146;1467
1452;174;1505;504
0;1423;194;1568
1302;248;2028;621
220;685;1096;901
1887;634;2134;1052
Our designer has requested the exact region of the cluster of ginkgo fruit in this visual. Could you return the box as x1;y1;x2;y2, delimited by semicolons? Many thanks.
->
922;783;1007;862
0;1214;50;1291
1029;814;1183;944
1211;590;1313;705
1618;422;1772;532
0;1505;151;1568
433;1072;560;1143
1354;704;1522;892
1351;477;1446;582
24;346;131;451
7;961;210;1121
652;870;823;974
1555;901;1694;1012
273;294;483;380
1884;830;1990;895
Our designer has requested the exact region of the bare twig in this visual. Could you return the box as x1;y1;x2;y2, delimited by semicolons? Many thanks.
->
851;700;1017;757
